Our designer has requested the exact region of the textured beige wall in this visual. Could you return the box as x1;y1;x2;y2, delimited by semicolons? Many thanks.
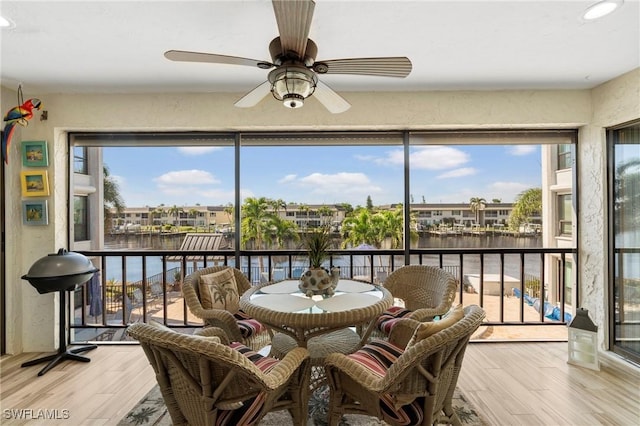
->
32;89;591;132
2;86;58;353
2;69;638;353
580;68;640;349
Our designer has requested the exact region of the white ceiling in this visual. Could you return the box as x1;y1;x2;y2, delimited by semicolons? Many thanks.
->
1;0;639;98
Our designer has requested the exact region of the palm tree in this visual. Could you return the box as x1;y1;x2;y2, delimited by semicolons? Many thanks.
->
269;215;299;249
375;206;405;249
152;207;165;231
146;208;157;230
373;205;419;271
509;188;542;230
223;203;234;231
241;197;277;273
167;205;183;230
298;204;310;229
469;197;487;225
188;208;198;229
270;198;287;215
317;205;333;226
340;208;380;248
103;165;125;234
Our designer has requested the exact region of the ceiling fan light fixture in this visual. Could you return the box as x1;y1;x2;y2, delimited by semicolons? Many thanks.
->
268;65;318;109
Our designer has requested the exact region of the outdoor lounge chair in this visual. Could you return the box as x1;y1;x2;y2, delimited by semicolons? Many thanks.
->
182;266;272;351
373;265;458;338
127;322;310;426
325;305;485;426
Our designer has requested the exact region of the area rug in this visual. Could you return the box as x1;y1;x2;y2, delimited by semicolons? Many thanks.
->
119;385;485;425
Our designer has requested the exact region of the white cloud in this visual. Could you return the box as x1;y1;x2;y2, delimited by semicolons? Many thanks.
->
410;146;470;169
381;150;405;166
507;145;536;156
298;172;369;187
487;181;532;202
363;146;470;170
278;174;297;183
281;172;383;199
436;167;477;179
154;169;220;185
150;170;230;203
177;147;223;155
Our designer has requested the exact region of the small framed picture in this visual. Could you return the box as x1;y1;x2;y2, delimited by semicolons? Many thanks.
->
20;170;50;197
21;140;49;167
22;199;49;226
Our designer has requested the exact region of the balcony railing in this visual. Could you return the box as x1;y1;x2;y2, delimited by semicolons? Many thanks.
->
71;247;575;343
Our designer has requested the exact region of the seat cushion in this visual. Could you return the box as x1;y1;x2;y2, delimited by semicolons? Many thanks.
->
234;310;267;338
376;305;413;335
346;340;424;425
346;339;404;377
199;268;240;313
380;394;424;425
229;342;280;373
215;393;266;426
214;343;281;426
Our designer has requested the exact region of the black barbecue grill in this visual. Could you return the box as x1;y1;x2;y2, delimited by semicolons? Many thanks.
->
21;248;99;376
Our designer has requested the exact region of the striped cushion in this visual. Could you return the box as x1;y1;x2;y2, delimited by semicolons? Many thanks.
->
346;340;404;377
229;342;280;373
215;394;267;426
380;394;424;425
376;306;412;334
214;343;280;425
234;310;267;338
347;340;423;425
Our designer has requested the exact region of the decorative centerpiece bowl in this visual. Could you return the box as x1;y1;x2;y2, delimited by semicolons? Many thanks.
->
298;226;340;297
299;266;340;297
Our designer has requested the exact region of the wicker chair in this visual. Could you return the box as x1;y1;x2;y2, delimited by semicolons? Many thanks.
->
127;322;310;426
325;305;485;426
372;265;458;338
182;266;272;351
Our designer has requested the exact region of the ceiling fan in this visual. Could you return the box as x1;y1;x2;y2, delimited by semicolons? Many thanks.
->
164;0;412;114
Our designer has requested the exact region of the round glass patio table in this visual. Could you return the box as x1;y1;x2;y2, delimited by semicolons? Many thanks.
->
241;279;393;389
240;279;393;348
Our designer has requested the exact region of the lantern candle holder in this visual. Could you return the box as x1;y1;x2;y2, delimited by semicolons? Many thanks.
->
567;308;599;371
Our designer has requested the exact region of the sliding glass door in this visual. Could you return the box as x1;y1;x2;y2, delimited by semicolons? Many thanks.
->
609;122;640;364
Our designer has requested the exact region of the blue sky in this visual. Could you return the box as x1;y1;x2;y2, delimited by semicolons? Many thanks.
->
104;144;541;208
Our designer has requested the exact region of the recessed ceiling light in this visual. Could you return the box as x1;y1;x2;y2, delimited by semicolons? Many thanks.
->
582;0;623;21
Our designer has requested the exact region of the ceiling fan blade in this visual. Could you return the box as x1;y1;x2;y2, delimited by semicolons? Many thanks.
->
165;50;274;69
315;57;412;78
234;81;272;108
272;0;315;58
313;80;351;114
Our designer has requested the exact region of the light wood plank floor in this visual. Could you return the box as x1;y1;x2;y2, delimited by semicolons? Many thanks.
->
459;343;639;425
1;342;638;425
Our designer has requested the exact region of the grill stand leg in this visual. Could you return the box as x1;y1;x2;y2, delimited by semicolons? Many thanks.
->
21;289;97;376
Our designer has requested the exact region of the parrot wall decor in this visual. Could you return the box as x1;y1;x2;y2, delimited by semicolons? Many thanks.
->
2;98;43;164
